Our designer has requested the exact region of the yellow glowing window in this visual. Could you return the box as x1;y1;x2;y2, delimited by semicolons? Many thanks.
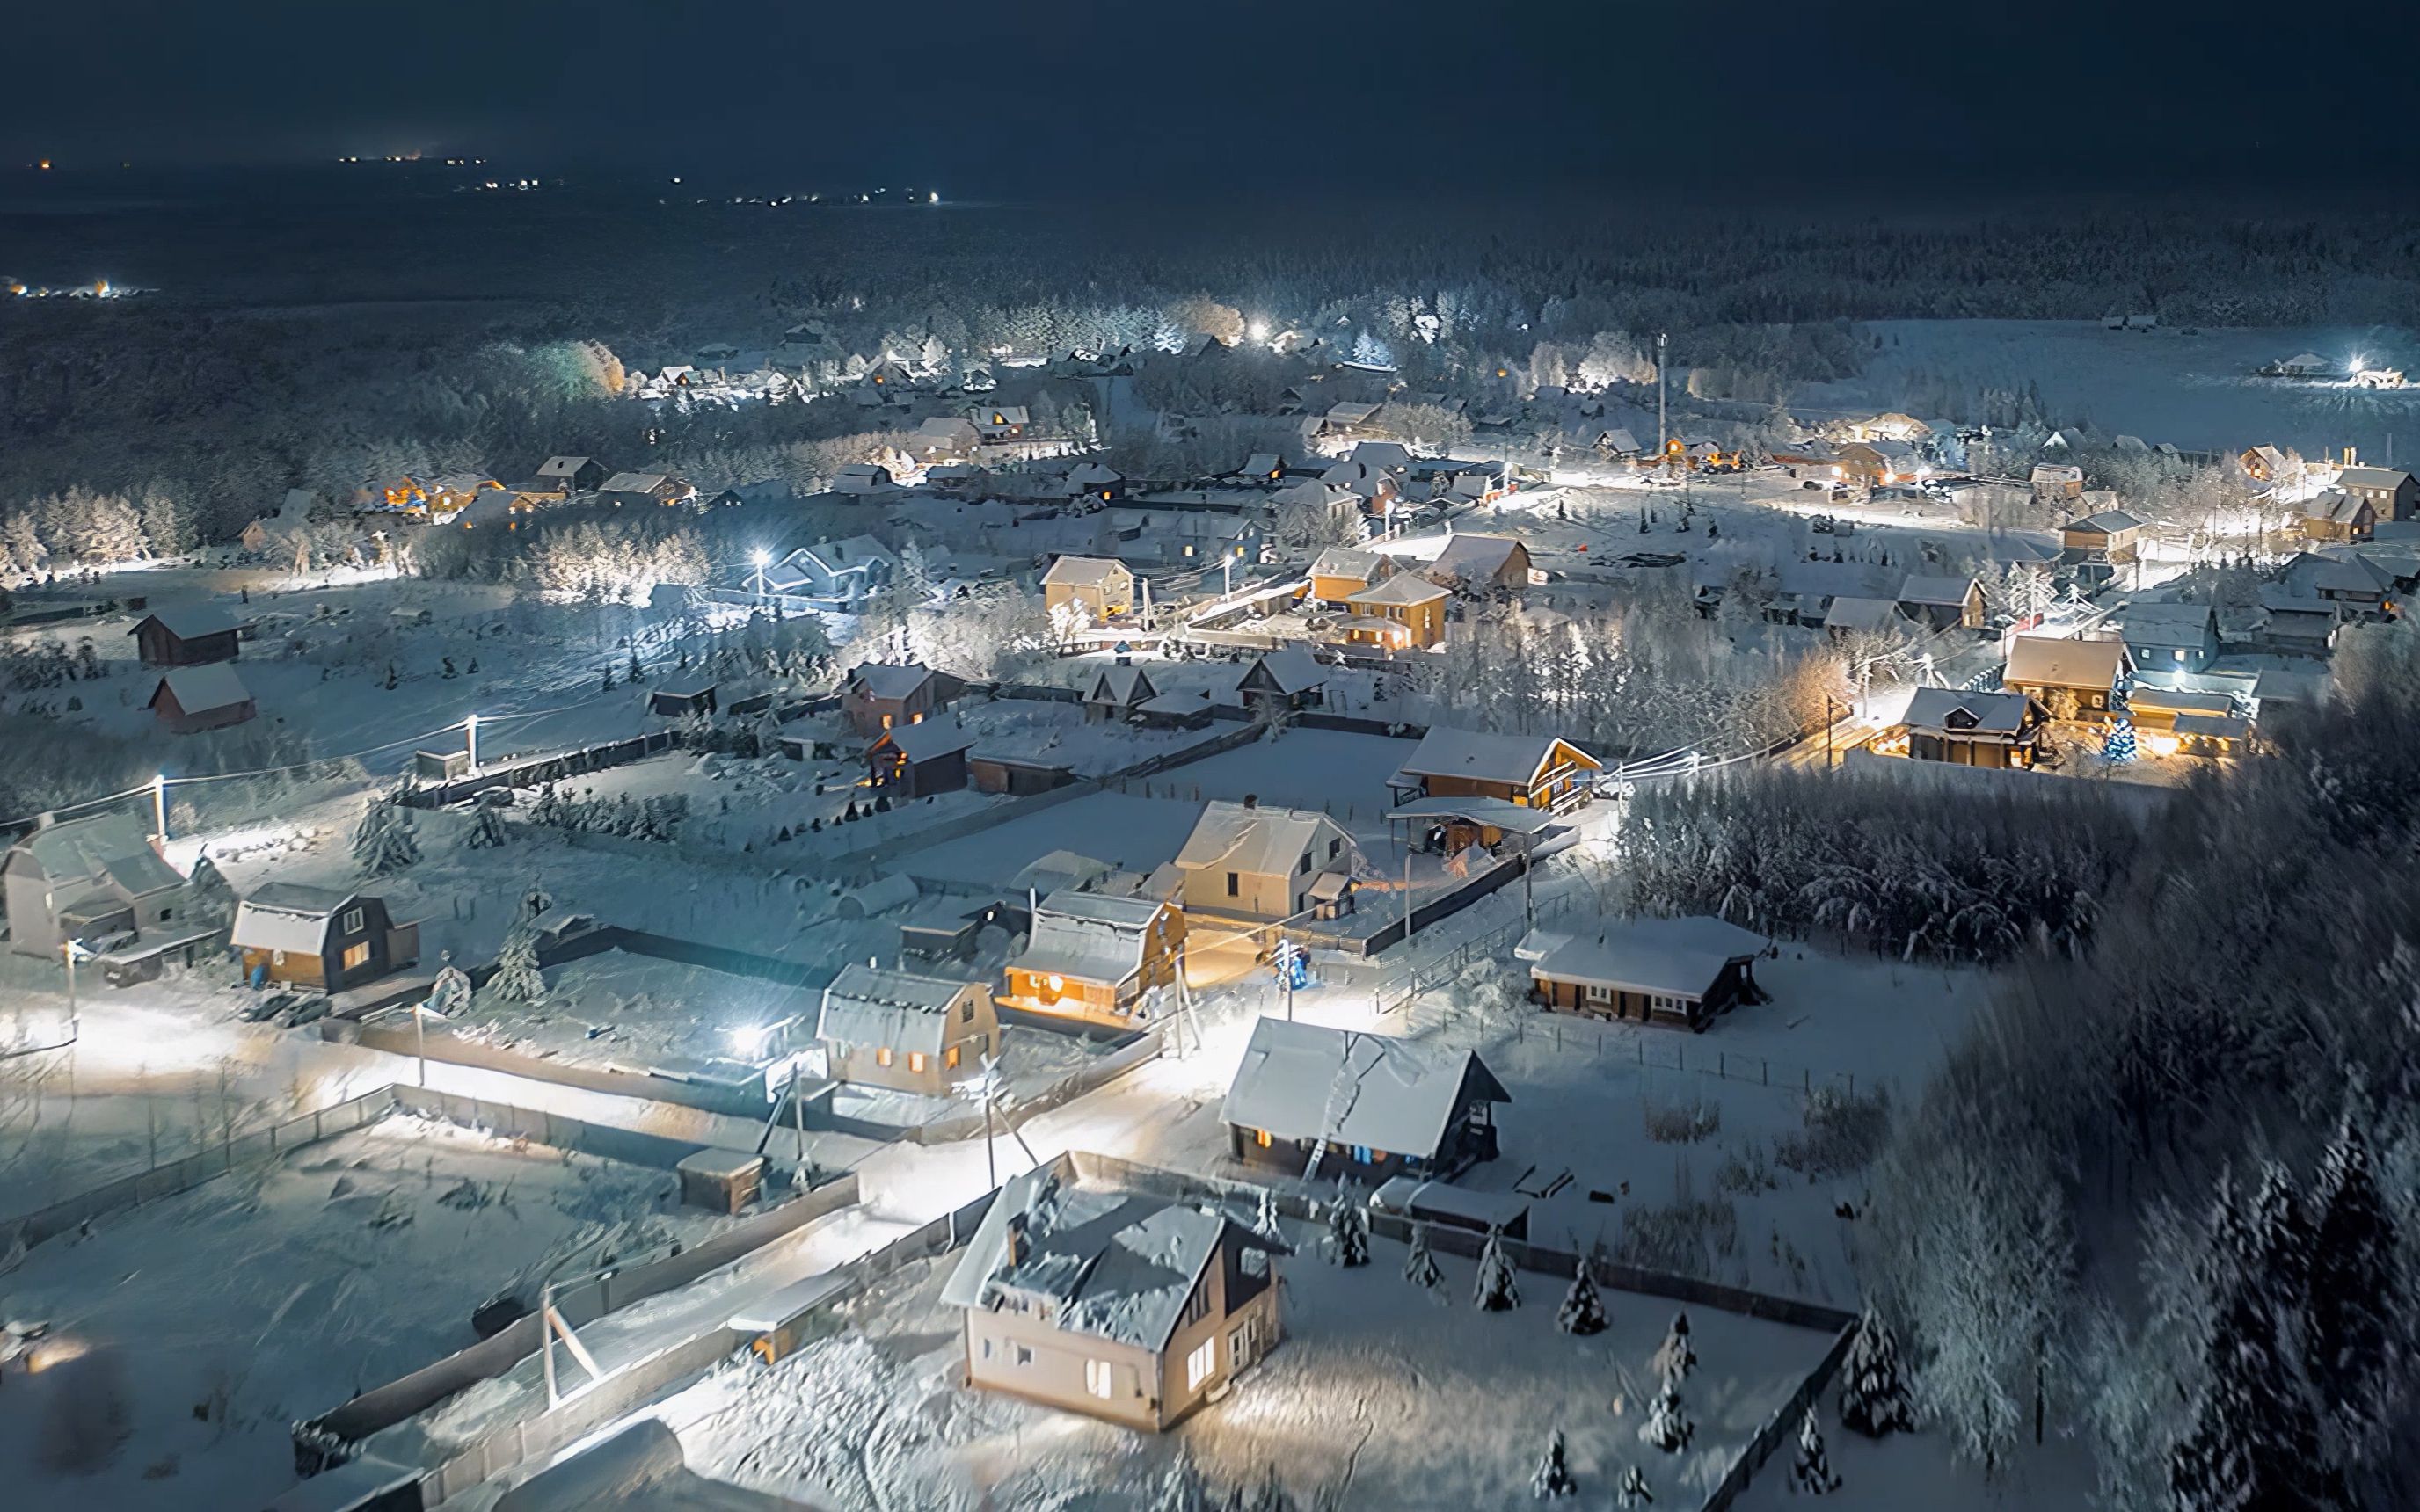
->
1255;1129;1272;1148
875;1046;893;1067
908;1052;927;1073
342;942;370;971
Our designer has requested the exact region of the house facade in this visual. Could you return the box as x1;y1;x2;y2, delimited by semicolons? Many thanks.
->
1002;890;1185;1029
3;811;189;956
817;964;997;1097
2003;634;2132;716
2334;465;2419;523
232;884;417;991
1041;556;1137;622
842;662;961;737
130;608;243;668
866;721;974;798
1896;574;1985;632
1392;727;1599;814
1221;1016;1509;1180
1894;687;2051;770
1341;574;1448;649
1172;800;1358;924
149;665;258;733
2060;509;2145;566
1528;915;1768;1031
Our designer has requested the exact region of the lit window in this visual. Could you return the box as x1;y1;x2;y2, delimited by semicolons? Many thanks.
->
342;942;370;971
1086;1359;1114;1399
1185;1339;1215;1391
1047;974;1064;993
945;1044;960;1069
1255;1128;1272;1148
875;1046;893;1067
908;1051;927;1073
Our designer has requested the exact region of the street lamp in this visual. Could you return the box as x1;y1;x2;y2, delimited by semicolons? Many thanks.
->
463;713;480;773
751;548;771;603
151;774;168;843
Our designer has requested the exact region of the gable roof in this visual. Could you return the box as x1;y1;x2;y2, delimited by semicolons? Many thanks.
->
230;883;361;955
1067;462;1124;491
1425;534;1525;585
2004;634;2131;689
1822;596;1902;633
872;720;975;763
2118;601;2217;650
1530;916;1768;1000
1897;573;1979;607
599;471;676;494
1239;646;1327;697
2335;466;2415;492
152;663;251;715
1086;665;1155;707
1221;1017;1510;1156
1345;573;1449;607
941;1161;1279;1351
131;606;243;642
535;454;594;478
1398;727;1597;788
1011;890;1165;985
1310;547;1389;584
847;662;937;701
1175;801;1352;879
817;963;973;1057
1901;687;2040;737
5;811;181;898
1041;555;1132;588
2067;509;2145;536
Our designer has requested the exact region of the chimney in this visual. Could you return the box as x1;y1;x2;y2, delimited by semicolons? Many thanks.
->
1242;793;1258;809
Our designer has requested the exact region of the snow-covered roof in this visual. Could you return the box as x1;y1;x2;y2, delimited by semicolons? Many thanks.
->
1822;596;1900;633
1086;665;1155;707
1348;440;1412;471
1398;727;1595;788
1599;427;1642;454
1530;916;1768;1001
535;454;594;477
2285;551;2393;596
1901;687;2038;738
5;811;181;899
1389;795;1559;835
942;1162;1278;1350
1138;688;1213;717
847;662;937;701
1067;462;1124;490
2004;635;2130;689
2335;466;2414;492
1276;478;1365;513
1897;573;1977;607
154;663;251;714
132;606;243;642
1010;850;1117;897
2118;601;2216;650
1425;534;1524;586
974;404;1031;426
817;963;974;1056
2131;687;2236;718
1239;646;1327;697
2301;490;2369;526
1011;890;1164;985
1041;555;1131;588
2174;713;2252;741
1239;452;1287;476
1221;1017;1510;1157
873;720;974;763
1325;401;1382;425
1777;561;1895;601
231;883;358;955
1345;573;1448;607
600;471;677;494
2066;509;2144;536
1175;801;1352;879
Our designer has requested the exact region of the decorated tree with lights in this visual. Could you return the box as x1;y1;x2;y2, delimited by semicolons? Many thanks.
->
2102;716;2138;764
1529;1429;1576;1499
1556;1260;1607;1335
1475;1225;1521;1311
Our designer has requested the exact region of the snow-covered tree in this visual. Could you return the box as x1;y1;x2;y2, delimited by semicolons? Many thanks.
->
1792;1409;1841;1494
1640;1368;1694;1453
1529;1429;1576;1499
1403;1222;1442;1289
1475;1225;1520;1311
426;964;473;1019
489;923;547;1004
1329;1181;1369;1268
352;798;421;876
1556;1261;1607;1336
1838;1306;1916;1437
1615;1464;1653;1507
1152;1453;1208;1512
1651;1312;1695;1382
2307;1094;2399;1461
184;852;235;924
2169;1170;2321;1512
1253;1185;1282;1241
466;802;512;849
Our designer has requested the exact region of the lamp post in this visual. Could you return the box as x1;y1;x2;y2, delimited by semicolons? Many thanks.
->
751;548;771;604
151;773;168;843
463;713;480;773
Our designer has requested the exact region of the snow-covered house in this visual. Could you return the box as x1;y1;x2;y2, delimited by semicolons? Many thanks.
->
2300;490;2375;544
1391;727;1600;815
817;963;996;1098
763;535;900;607
1308;546;1393;603
1422;533;1532;595
2333;465;2419;524
2268;353;2332;378
1341;572;1449;649
842;661;963;737
240;488;320;556
1231;452;1291;484
1067;462;1126;503
2118;601;2220;672
1837;440;1925;489
2282;550;2394;618
833;462;897;495
1597;426;1644;459
1274;479;1369;540
866;718;975;798
1235;647;1327;715
598;471;696;509
231;883;416;992
130;607;243;668
1040;556;1136;622
3;811;188;956
1773;561;1897;626
1221;1016;1509;1179
1001;890;1184;1029
1527;915;1769;1030
1347;440;1413;474
2238;444;2296;483
526;455;608;497
942;1158;1287;1431
1892;687;2051;772
1895;573;1985;632
1172;799;1358;922
1821;596;1901;638
2003;635;2132;716
2030;463;2085;504
1082;665;1157;723
148;663;257;734
911;416;982;462
973;404;1031;443
2060;509;2145;566
2250;586;2341;658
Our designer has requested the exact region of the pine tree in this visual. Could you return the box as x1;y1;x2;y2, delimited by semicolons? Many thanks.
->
1838;1306;1916;1437
1475;1225;1520;1311
1640;1367;1694;1453
2102;716;2138;764
2169;1169;2321;1512
1556;1260;1607;1336
2307;1097;2398;1457
490;923;547;1004
1152;1453;1207;1512
466;803;511;849
1529;1429;1576;1499
185;852;235;923
1403;1221;1442;1289
1615;1464;1653;1507
1651;1312;1696;1382
1792;1409;1841;1494
1329;1181;1369;1268
626;650;645;684
352;799;421;876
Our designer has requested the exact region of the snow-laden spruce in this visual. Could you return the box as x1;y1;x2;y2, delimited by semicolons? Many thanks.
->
1639;1366;1694;1453
1328;1180;1369;1268
466;802;512;849
351;796;420;876
1837;1306;1914;1437
1650;1312;1695;1382
1151;1453;1208;1512
1792;1408;1841;1494
1556;1260;1607;1336
2307;1089;2399;1463
1529;1428;1576;1499
1403;1222;1441;1289
1615;1463;1654;1506
1474;1225;1520;1311
488;922;547;1004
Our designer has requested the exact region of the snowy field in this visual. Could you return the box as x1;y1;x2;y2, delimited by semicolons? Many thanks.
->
1796;319;2420;456
0;1113;746;1512
659;1226;1836;1512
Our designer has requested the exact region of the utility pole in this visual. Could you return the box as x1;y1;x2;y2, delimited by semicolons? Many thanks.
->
1656;331;1669;477
1826;695;1835;770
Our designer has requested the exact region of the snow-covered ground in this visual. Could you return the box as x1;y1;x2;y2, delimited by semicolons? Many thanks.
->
0;1114;746;1512
662;1224;1837;1512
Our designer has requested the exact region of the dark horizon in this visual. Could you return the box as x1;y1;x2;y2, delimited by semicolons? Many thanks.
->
7;1;2415;199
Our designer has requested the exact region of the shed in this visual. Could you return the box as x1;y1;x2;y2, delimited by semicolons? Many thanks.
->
1529;915;1769;1030
675;1148;766;1215
130;607;244;668
148;664;257;733
231;883;417;991
970;752;1077;796
647;682;718;719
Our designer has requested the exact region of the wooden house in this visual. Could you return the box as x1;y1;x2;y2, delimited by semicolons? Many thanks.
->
1082;665;1156;723
1896;573;1985;632
973;404;1031;443
3;811;188;956
942;1159;1287;1431
2283;550;2395;618
866;720;975;798
2030;463;2086;504
815;963;995;1097
1422;534;1532;595
1041;556;1137;622
527;455;608;496
2128;688;2241;734
598;471;696;509
2300;490;2376;544
1391;727;1599;815
842;662;962;737
2060;509;2145;566
1895;687;2050;770
1308;547;1393;604
969;752;1077;796
149;664;258;733
1002;890;1185;1029
1172;799;1357;923
2238;445;2294;483
2003;634;2132;716
1221;1017;1508;1180
1342;573;1448;650
834;462;896;494
1838;439;1924;488
231;883;418;992
1067;462;1127;504
647;683;718;719
1527;915;1768;1031
2118;602;2220;672
130;607;243;668
2253;586;2342;657
2333;465;2420;524
1822;596;1902;638
1236;647;1327;715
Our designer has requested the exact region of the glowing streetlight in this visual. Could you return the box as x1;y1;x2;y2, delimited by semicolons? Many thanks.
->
751;548;772;602
463;713;480;772
151;773;168;842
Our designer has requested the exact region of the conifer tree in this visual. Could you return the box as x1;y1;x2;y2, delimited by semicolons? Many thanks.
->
1403;1221;1442;1289
1640;1365;1694;1453
1329;1181;1369;1267
489;922;547;1004
1475;1225;1520;1311
2307;1096;2399;1457
1792;1409;1841;1494
1651;1312;1696;1382
1615;1464;1653;1507
1529;1429;1576;1499
1556;1260;1607;1336
1838;1306;1916;1437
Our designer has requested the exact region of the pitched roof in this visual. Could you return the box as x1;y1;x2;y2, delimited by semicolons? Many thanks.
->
1009;850;1116;897
1425;534;1525;585
1310;547;1389;583
1239;647;1327;696
817;963;973;1057
1897;573;1978;607
848;663;935;701
1086;665;1155;706
1041;555;1132;588
1822;596;1901;633
941;1162;1279;1350
1398;727;1596;787
2301;490;2370;526
1530;916;1769;1000
2067;509;2144;535
6;811;180;898
1175;801;1352;878
1345;573;1449;607
2335;466;2414;491
2118;601;2216;650
1902;687;2039;737
1221;1017;1510;1155
1067;462;1124;490
153;663;252;715
2285;551;2393;596
2004;635;2130;689
600;471;678;494
230;883;360;955
132;606;243;642
873;720;975;763
1010;890;1165;985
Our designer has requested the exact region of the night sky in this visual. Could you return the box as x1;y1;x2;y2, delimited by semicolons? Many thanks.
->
4;1;2409;196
